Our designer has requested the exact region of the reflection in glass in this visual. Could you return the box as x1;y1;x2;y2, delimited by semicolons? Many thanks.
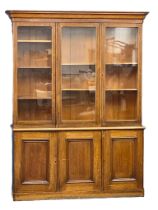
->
62;65;95;90
106;64;137;90
105;28;138;121
106;28;138;64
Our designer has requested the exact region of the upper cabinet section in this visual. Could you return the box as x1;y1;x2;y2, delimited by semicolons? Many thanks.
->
6;11;148;127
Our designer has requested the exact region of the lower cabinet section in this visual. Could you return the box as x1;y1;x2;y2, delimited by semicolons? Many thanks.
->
13;129;144;200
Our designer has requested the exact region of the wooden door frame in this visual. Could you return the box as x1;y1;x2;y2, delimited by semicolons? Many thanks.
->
101;23;142;126
56;22;101;127
13;22;56;126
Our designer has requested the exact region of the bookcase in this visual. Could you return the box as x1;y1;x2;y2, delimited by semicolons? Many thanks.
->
6;11;148;200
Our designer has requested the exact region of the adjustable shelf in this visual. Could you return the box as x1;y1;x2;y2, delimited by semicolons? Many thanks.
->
18;96;51;100
62;88;96;91
18;66;51;69
105;88;138;91
17;40;52;43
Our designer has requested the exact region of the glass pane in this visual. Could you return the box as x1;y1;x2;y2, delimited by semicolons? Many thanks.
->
18;99;51;121
105;28;138;121
62;91;95;120
61;27;96;121
17;68;51;99
18;43;51;68
106;28;138;64
106;64;137;90
106;91;137;120
17;26;52;121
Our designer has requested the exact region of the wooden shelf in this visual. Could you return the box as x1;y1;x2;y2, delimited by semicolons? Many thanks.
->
105;89;137;91
106;63;138;66
62;64;95;66
62;88;96;91
18;96;51;100
18;40;51;43
18;67;51;69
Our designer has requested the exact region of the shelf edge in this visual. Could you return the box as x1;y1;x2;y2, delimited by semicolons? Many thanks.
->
13;126;145;131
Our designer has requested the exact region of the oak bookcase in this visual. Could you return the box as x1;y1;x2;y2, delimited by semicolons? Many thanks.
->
6;11;148;200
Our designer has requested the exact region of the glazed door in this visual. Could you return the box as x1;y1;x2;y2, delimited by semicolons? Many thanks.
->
14;132;57;193
14;23;55;125
102;24;141;125
57;23;100;126
103;130;143;192
58;131;101;192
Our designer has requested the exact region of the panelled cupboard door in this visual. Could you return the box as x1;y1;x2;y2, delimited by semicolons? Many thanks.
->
14;22;56;126
103;130;143;192
58;131;101;192
56;23;100;127
14;132;57;193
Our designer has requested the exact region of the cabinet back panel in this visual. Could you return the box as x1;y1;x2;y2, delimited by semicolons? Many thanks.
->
61;27;96;64
18;43;51;68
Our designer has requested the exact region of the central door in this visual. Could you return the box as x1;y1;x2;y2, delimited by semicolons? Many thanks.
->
58;131;101;193
56;23;100;127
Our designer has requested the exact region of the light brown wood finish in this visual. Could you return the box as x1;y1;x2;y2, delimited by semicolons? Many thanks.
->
13;22;56;125
58;131;101;192
102;23;142;125
6;11;148;200
13;125;145;131
103;130;143;191
6;11;148;21
56;23;100;127
14;132;57;193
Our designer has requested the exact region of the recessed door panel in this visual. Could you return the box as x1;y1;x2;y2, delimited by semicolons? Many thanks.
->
21;140;49;184
67;139;93;181
14;132;57;192
112;138;136;180
58;131;101;192
103;130;143;191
